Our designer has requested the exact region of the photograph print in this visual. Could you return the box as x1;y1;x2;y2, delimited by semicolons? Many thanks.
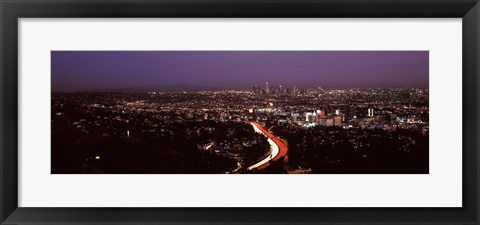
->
51;51;429;174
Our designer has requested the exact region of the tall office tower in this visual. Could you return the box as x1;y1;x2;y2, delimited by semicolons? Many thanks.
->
252;85;260;94
286;88;291;96
265;82;270;95
368;108;374;117
317;86;323;97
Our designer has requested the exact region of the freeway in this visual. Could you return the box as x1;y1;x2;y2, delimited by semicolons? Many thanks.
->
247;122;288;170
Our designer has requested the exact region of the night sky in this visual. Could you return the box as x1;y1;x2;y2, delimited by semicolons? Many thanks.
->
51;51;429;92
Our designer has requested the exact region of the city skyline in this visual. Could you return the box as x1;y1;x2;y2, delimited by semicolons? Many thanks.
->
52;51;429;92
51;51;429;174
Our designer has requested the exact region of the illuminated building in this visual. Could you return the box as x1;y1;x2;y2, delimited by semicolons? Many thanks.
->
291;113;298;122
334;115;342;127
319;116;327;126
368;108;374;117
305;111;318;123
326;118;334;127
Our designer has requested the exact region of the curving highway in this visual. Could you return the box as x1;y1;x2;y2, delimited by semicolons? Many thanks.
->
247;122;288;170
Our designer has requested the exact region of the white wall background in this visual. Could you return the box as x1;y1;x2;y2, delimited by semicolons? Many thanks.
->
18;18;462;207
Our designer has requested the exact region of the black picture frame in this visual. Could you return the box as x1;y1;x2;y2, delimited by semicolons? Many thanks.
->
1;0;479;224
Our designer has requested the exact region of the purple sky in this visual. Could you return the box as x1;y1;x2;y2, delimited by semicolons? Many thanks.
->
51;51;428;92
